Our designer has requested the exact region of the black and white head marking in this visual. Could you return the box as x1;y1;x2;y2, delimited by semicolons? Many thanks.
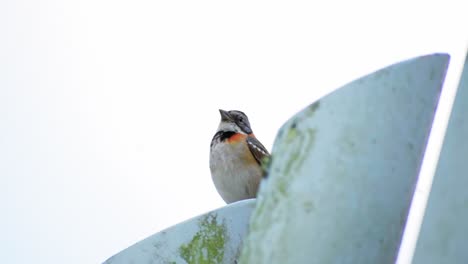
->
218;109;252;135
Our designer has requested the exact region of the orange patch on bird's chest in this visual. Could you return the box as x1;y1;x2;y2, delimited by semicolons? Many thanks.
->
227;133;258;163
227;133;247;143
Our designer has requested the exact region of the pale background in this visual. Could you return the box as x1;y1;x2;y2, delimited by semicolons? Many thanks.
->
1;1;467;263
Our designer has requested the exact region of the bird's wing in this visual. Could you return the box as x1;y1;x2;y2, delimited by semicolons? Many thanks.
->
246;136;270;166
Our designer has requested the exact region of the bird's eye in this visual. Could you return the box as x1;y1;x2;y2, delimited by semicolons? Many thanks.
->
238;117;243;122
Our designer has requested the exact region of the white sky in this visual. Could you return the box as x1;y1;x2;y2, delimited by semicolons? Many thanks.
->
1;1;467;263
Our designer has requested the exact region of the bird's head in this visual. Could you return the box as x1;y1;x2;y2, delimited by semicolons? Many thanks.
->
217;109;253;135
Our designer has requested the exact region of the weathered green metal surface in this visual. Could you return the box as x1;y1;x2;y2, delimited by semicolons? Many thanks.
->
103;199;255;264
412;54;468;264
239;54;449;264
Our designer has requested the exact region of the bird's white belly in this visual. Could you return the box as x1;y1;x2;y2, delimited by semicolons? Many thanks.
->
210;142;262;203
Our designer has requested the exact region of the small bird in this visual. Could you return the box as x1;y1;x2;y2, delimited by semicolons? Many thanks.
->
210;109;270;204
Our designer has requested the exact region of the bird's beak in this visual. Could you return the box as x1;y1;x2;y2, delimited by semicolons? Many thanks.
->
219;109;232;121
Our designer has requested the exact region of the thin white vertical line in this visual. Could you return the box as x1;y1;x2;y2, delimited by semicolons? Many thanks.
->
395;49;467;264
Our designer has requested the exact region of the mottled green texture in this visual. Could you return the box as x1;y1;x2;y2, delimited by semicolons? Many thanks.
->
179;214;227;264
239;100;321;263
240;54;449;264
308;101;321;115
270;101;320;196
276;123;317;196
260;155;272;176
